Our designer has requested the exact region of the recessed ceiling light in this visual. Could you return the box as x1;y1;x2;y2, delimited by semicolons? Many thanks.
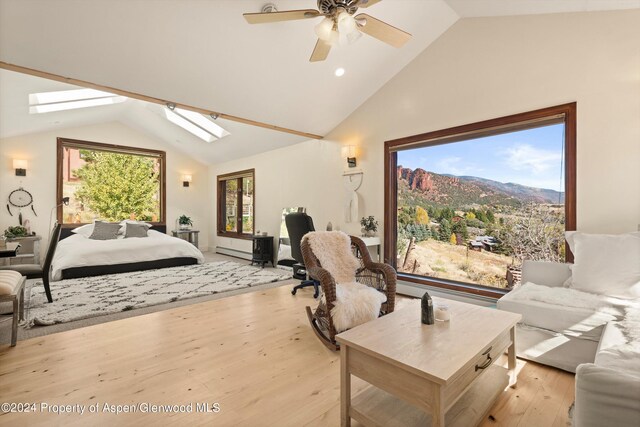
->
335;68;345;77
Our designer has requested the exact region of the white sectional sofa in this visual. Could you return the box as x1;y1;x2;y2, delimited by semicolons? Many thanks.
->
497;231;640;427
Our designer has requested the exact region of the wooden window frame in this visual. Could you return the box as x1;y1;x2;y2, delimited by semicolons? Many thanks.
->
56;137;166;228
217;169;255;240
384;103;577;299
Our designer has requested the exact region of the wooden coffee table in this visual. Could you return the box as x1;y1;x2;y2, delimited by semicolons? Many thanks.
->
336;298;522;427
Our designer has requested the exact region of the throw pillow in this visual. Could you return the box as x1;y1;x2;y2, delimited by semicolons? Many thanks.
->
124;223;149;238
570;232;640;299
119;220;152;235
89;221;122;240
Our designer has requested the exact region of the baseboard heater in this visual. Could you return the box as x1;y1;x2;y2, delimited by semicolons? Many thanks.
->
215;246;252;261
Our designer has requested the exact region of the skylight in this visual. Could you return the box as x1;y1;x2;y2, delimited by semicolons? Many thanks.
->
29;88;126;114
163;106;230;143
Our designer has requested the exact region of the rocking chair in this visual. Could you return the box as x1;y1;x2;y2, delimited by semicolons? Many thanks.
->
301;234;396;351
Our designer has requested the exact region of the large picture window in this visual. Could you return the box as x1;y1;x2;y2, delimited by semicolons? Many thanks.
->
57;138;166;226
384;104;576;298
217;169;255;238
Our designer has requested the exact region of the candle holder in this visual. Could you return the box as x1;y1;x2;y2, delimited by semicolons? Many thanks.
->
435;303;451;322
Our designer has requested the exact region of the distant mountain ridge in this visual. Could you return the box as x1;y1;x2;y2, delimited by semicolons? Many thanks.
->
397;166;564;208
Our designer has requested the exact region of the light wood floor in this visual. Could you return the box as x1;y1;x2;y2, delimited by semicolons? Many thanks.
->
0;284;574;426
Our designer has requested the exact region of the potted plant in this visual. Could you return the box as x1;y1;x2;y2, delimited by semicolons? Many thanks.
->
360;216;378;237
3;226;29;239
178;215;193;230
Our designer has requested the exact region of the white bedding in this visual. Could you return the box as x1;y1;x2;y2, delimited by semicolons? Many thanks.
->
52;230;204;281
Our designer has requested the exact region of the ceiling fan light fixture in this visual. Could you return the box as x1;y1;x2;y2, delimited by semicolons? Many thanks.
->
337;10;360;44
314;17;334;41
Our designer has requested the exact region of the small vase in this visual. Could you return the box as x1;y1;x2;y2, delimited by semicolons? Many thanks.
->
179;224;190;230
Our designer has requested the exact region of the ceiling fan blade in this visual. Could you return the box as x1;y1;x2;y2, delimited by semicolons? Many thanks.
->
309;39;331;62
355;0;383;8
243;9;321;24
355;13;411;48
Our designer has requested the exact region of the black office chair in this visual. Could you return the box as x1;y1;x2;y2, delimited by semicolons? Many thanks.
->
285;212;320;299
0;222;61;303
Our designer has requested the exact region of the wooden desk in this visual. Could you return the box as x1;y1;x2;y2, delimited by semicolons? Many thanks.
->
336;299;521;427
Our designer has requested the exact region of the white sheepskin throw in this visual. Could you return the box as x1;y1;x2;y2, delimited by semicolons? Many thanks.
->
303;231;386;332
303;231;359;283
331;282;387;332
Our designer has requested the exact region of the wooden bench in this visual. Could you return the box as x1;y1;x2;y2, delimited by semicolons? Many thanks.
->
0;271;26;346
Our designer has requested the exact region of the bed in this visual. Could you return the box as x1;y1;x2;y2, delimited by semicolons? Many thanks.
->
52;225;204;280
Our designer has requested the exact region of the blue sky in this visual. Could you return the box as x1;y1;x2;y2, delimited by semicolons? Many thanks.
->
398;123;565;192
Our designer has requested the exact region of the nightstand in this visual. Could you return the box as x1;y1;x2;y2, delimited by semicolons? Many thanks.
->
3;235;41;266
172;230;200;248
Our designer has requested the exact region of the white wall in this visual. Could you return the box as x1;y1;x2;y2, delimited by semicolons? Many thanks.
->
211;10;640;254
211;139;346;255
0;121;210;254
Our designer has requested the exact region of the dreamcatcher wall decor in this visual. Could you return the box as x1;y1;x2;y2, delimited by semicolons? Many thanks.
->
7;187;37;225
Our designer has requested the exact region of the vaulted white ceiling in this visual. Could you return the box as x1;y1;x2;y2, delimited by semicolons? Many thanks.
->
446;0;640;17
0;0;638;165
0;69;306;164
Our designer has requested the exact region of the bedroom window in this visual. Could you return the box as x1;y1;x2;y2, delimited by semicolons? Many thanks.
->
384;104;576;299
57;138;166;226
217;169;255;239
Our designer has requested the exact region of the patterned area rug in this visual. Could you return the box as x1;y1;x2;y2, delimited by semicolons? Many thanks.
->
25;261;291;327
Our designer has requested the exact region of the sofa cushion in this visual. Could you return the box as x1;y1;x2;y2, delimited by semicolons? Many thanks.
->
575;363;640;427
595;307;640;377
498;282;624;341
569;231;640;299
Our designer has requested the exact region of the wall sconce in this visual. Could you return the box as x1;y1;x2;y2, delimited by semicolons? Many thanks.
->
341;146;357;168
13;159;27;176
182;174;193;187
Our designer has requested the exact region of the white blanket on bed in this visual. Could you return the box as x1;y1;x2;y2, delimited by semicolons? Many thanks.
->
51;230;204;281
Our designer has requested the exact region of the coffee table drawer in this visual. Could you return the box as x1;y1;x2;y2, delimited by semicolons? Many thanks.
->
443;329;511;409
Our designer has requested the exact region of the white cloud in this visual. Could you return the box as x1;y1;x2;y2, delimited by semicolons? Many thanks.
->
435;156;484;176
504;144;562;174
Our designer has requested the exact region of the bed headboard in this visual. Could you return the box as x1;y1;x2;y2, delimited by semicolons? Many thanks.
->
59;224;168;240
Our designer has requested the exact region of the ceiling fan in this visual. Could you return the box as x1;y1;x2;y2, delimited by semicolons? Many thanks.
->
243;0;412;62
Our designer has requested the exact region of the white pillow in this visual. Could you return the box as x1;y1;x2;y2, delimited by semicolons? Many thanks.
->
565;230;578;254
71;223;94;238
570;232;640;299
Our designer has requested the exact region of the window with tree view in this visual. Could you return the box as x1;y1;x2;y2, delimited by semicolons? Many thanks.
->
386;105;576;296
217;170;254;238
58;139;165;224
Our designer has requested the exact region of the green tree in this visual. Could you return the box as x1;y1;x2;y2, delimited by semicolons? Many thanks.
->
438;219;452;242
452;218;469;239
427;205;436;219
485;209;495;223
477;210;489;223
415;206;430;225
74;152;160;221
397;206;416;228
